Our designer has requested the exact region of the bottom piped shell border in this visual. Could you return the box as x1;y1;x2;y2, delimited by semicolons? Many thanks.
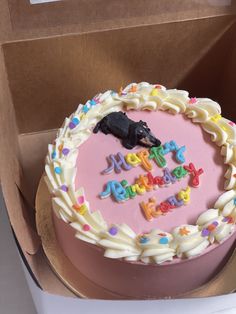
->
44;82;236;264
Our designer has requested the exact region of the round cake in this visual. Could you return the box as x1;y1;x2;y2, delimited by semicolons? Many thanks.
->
44;82;236;298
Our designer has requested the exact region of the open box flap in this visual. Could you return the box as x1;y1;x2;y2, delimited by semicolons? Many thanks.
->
0;0;236;43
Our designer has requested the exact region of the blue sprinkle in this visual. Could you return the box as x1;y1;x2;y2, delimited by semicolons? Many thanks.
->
90;99;96;106
51;151;56;159
72;117;79;125
234;198;236;205
139;237;149;244
82;105;89;113
55;167;62;174
159;237;169;245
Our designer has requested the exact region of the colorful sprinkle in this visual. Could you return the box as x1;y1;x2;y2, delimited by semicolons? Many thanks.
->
58;144;63;151
79;204;88;215
159;237;169;244
51;151;56;159
229;121;235;126
83;224;91;232
60;185;68;192
150;88;158;96
77;196;85;204
189;97;197;104
72;204;80;211
90;99;97;106
54;167;62;174
179;227;190;236
109;226;118;236
82;105;89;113
69;122;76;129
210;114;222;123
62;148;70;156
234;198;236;205
72;117;79;125
129;85;137;93
139;236;150;244
201;229;210;237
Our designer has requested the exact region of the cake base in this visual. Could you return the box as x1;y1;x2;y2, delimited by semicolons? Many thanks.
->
36;175;236;299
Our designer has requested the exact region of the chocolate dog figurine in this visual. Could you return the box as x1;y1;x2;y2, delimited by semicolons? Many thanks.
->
93;111;161;149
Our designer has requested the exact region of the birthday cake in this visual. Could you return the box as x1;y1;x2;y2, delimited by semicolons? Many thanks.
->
45;82;236;298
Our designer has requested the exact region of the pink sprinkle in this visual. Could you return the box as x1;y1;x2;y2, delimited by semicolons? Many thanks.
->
229;121;235;126
83;224;90;232
155;84;162;89
77;196;85;204
189;97;197;104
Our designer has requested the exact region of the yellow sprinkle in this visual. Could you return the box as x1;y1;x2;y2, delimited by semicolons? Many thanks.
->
79;204;88;215
220;126;227;131
210;114;222;123
80;113;85;120
150;88;158;96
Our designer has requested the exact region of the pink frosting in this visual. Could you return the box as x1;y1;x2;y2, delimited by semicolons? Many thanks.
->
75;110;226;234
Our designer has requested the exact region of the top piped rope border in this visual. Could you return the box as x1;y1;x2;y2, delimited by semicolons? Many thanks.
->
45;82;236;264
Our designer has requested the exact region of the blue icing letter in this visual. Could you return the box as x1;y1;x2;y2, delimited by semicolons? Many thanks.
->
100;180;127;203
176;145;186;164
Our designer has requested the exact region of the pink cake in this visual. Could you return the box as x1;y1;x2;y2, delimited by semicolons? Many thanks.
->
45;82;236;298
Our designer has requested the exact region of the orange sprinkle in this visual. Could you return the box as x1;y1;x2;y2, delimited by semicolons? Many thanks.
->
58;144;63;152
119;86;123;95
179;227;190;236
208;224;216;231
129;85;137;93
72;204;81;211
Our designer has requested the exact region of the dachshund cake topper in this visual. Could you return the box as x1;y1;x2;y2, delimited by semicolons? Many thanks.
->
93;111;161;149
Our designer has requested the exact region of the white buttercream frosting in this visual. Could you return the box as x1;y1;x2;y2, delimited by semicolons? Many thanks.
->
45;82;236;263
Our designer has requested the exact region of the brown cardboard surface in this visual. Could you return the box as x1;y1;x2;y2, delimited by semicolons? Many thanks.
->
2;16;235;134
0;0;235;43
0;3;236;296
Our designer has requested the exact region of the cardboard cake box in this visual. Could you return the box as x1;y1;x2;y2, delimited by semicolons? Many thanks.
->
0;0;236;306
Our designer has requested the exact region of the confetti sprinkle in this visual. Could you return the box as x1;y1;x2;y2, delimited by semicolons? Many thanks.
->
129;85;137;93
229;121;235;126
82;105;89;113
69;122;76;129
62;148;70;156
72;204;80;211
201;229;210;237
58;144;63;151
90;99;97;106
77;196;85;204
139;236;150;244
109;226;118;236
54;167;62;174
51;151;56;159
60;185;68;192
210;114;222;123
189;97;197;104
150;88;158;96
234;198;236;205
72;117;79;125
159;237;169;244
83;224;91;232
79;204;88;215
179;227;190;236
